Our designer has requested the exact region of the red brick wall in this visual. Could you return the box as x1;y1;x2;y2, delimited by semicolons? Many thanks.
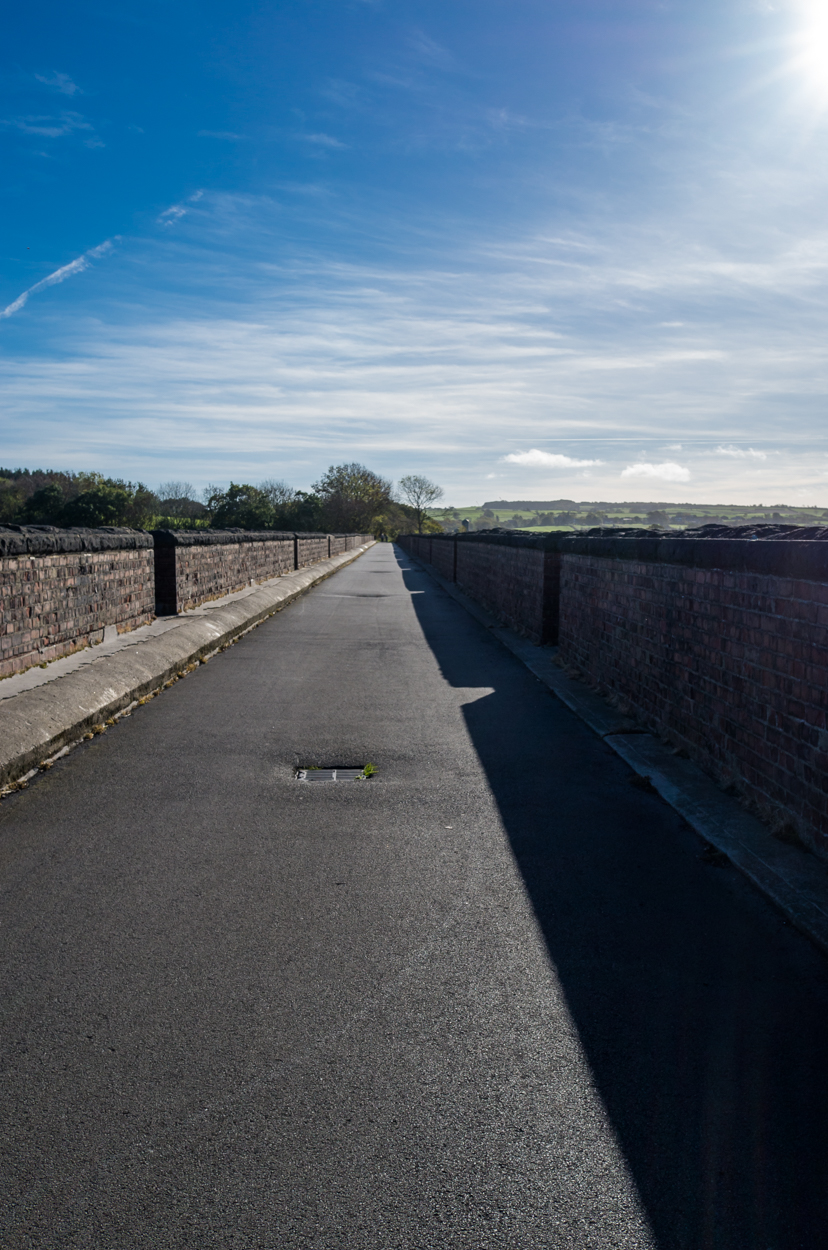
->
1;545;154;678
559;552;828;857
155;531;373;613
296;536;329;568
159;537;296;613
399;533;561;644
456;542;548;642
431;537;456;581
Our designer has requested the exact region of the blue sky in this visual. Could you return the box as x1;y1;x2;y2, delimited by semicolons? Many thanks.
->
2;0;828;504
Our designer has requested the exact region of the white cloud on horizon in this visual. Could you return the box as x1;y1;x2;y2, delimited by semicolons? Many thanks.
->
504;449;603;468
715;444;768;459
621;461;691;482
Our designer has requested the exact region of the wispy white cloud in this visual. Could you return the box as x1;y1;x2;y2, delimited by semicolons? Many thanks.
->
1;110;92;138
320;79;363;109
3;185;828;501
157;190;204;226
34;72;80;96
0;240;115;321
504;449;603;468
715;444;768;459
198;130;244;140
408;30;456;70
621;461;691;482
158;205;187;226
300;132;348;149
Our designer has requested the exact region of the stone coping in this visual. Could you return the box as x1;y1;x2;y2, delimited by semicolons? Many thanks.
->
152;528;297;547
0;526;154;557
405;527;828;580
152;529;367;546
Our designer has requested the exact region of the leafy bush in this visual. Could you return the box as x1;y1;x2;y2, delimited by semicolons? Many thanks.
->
206;483;276;530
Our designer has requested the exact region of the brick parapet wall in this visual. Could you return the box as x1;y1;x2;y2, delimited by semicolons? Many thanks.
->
0;527;155;678
153;530;374;613
398;531;567;643
399;527;828;855
296;535;330;569
456;542;549;642
558;550;828;856
0;527;372;676
153;531;296;614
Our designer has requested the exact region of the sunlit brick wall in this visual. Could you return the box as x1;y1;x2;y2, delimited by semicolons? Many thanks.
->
0;531;154;678
154;532;296;613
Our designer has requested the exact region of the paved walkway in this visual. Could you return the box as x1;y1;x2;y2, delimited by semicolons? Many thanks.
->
2;542;828;1248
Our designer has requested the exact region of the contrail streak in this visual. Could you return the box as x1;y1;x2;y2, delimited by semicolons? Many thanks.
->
0;238;116;320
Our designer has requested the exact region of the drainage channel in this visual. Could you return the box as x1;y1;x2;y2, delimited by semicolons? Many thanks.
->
296;765;377;782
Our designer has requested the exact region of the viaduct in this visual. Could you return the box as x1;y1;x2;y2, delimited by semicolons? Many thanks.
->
1;522;828;1247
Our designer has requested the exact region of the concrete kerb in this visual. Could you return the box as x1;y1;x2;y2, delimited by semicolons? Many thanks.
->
0;542;375;794
401;547;828;958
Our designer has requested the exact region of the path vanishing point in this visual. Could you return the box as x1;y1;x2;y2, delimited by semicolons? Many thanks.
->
2;542;828;1248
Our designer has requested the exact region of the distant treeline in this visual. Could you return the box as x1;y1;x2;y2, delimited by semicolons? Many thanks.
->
0;463;438;539
482;499;819;510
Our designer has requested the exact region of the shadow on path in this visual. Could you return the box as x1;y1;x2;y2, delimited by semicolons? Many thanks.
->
397;549;828;1250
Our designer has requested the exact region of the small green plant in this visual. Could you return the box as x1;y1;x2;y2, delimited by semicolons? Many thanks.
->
361;763;378;779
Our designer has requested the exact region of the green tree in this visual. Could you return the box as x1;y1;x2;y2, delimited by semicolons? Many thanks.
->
207;483;275;530
312;463;393;533
0;480;24;523
61;485;135;527
18;483;66;524
282;491;323;532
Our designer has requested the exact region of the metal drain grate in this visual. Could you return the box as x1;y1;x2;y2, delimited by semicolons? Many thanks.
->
296;767;373;782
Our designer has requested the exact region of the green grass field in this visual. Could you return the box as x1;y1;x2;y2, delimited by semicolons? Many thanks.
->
428;502;828;534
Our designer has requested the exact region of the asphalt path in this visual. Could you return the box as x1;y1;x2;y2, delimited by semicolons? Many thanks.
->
2;542;828;1248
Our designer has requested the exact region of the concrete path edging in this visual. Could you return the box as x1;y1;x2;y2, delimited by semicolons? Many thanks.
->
402;547;828;957
0;543;375;792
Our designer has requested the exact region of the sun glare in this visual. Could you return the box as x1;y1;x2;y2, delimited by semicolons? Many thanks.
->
793;1;828;106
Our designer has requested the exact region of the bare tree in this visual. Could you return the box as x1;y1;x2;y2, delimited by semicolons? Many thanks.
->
259;479;296;508
157;481;197;501
398;474;443;533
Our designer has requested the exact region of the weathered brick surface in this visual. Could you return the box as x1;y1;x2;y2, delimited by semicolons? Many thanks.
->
457;542;548;642
329;534;370;556
399;532;564;643
154;531;297;614
0;534;154;678
296;535;329;568
558;552;828;857
430;537;456;581
1;526;372;678
154;530;374;613
400;527;828;854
